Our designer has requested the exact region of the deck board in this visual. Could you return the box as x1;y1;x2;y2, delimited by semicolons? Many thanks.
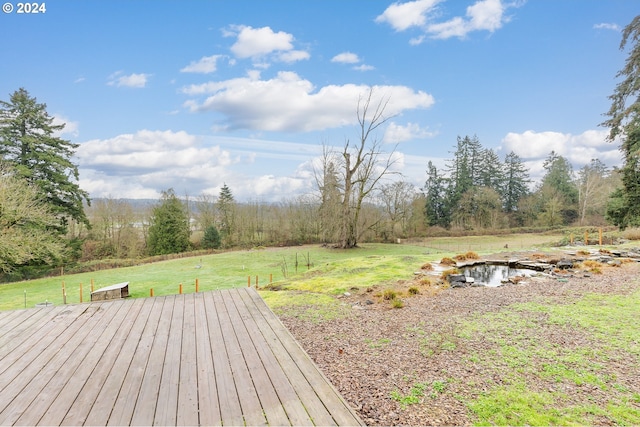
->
0;288;363;426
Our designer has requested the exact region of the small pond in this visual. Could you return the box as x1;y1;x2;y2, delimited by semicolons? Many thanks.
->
459;263;540;287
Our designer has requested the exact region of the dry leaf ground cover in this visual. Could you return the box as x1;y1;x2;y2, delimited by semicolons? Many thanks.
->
273;255;640;426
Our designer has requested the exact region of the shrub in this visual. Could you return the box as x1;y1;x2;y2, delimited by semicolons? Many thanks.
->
408;287;420;295
622;227;640;240
453;254;467;261
391;298;404;308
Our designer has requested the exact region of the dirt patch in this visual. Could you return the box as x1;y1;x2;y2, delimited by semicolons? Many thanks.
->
277;250;640;425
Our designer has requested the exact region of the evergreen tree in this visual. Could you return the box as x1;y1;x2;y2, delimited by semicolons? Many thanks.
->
201;225;221;249
217;183;236;247
147;188;191;255
447;135;482;201
502;151;530;212
0;88;89;229
423;161;450;228
601;15;640;228
476;148;505;190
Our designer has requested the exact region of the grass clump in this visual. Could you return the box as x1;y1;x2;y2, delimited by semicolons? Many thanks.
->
441;268;460;280
383;289;397;300
464;251;480;260
440;257;456;266
391;298;404;308
408;286;420;295
420;262;434;271
578;260;605;274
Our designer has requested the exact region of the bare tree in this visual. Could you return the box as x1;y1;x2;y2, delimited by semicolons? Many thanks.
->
377;180;417;240
316;89;398;248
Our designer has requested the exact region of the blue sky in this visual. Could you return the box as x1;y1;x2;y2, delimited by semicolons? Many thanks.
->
1;0;637;201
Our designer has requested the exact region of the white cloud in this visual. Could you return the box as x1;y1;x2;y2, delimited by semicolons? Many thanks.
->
594;23;621;32
224;25;309;62
375;0;441;31
501;129;622;177
378;0;521;42
76;130;239;198
182;71;434;132
383;122;437;143
107;71;150;88
278;50;310;63
353;64;375;71
180;55;223;73
331;52;374;71
52;114;79;138
332;52;361;64
75;130;329;200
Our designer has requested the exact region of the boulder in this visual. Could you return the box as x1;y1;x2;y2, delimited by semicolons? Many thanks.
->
555;259;574;270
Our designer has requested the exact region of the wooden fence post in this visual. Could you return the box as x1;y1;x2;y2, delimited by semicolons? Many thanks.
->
599;228;603;245
248;276;251;287
256;276;259;289
179;283;183;294
195;278;199;293
150;288;154;297
79;283;83;303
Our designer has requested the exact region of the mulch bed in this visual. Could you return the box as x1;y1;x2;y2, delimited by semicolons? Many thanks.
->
278;252;640;426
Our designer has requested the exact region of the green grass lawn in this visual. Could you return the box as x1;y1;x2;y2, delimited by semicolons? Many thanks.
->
0;243;436;311
0;233;565;311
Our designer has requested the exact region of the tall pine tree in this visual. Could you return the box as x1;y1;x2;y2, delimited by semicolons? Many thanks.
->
0;88;89;229
601;15;640;228
502;151;530;212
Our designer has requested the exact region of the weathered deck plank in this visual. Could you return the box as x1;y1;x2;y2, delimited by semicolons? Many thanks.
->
193;292;221;426
203;290;244;426
60;298;146;426
83;297;156;426
107;296;164;426
176;293;199;427
225;289;291;426
36;299;133;426
0;288;363;426
13;302;124;426
130;295;175;426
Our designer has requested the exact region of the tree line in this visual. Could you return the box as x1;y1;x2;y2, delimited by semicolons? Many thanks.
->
423;135;620;230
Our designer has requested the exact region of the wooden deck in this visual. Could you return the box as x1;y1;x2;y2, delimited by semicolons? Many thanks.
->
0;288;363;426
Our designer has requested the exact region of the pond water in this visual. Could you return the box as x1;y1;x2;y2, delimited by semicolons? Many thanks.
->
459;264;539;287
